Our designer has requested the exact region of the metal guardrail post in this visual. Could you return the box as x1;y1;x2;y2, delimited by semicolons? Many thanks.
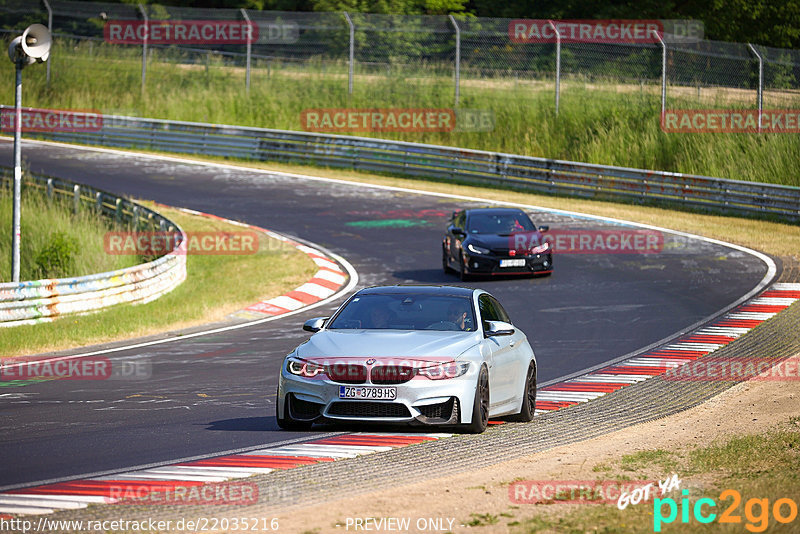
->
656;32;667;117
42;0;52;85
343;12;354;95
747;43;764;133
449;15;460;107
241;8;252;93
138;4;148;92
547;20;560;115
73;184;80;214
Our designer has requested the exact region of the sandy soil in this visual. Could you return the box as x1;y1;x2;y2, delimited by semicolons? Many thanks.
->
272;360;800;533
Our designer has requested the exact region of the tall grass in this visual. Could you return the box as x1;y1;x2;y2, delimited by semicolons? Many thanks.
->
2;39;799;186
0;181;138;283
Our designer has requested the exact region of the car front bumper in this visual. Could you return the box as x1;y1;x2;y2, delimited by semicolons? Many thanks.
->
278;364;480;426
462;252;553;275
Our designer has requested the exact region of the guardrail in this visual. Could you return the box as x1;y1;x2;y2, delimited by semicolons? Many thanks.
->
3;110;799;222
0;170;187;327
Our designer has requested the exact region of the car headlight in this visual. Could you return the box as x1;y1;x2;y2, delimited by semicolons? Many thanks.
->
467;243;490;255
287;357;327;378
530;241;551;254
418;361;470;380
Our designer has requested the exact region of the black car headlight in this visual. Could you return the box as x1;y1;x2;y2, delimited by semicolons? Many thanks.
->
467;243;491;255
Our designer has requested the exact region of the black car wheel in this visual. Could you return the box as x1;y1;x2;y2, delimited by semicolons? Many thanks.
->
442;246;454;274
276;389;314;431
459;255;471;282
508;361;537;422
464;366;489;433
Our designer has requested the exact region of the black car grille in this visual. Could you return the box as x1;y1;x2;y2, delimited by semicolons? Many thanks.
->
370;365;417;384
327;363;368;384
328;402;411;418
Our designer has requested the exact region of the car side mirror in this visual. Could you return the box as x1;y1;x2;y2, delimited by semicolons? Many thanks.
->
452;227;466;237
484;320;515;337
303;317;328;333
538;225;549;232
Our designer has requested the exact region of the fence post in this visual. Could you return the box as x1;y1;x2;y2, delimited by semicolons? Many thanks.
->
47;178;53;199
241;8;252;92
656;32;666;117
73;184;80;214
138;4;148;91
343;12;354;95
42;0;52;85
747;43;764;133
449;15;461;107
547;20;560;115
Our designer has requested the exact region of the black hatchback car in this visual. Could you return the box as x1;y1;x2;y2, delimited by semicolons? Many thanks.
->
442;208;553;280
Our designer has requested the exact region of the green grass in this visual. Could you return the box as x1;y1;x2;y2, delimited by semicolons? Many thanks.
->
0;180;139;282
0;202;318;357
506;419;800;533
4;38;800;187
620;450;680;473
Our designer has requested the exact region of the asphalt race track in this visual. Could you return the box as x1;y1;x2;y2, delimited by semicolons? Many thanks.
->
0;140;771;489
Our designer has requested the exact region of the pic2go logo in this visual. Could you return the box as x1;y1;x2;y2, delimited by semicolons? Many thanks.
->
654;489;798;532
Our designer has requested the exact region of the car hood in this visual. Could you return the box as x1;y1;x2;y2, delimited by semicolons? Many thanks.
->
296;330;481;360
468;231;544;251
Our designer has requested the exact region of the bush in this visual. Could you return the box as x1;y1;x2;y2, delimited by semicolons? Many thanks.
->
33;231;79;279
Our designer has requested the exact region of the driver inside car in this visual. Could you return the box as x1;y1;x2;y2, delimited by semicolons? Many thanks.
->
447;303;470;331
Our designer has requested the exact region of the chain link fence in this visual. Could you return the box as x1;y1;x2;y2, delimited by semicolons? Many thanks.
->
2;1;800;116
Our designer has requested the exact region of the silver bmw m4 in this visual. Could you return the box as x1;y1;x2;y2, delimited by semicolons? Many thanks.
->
277;285;537;433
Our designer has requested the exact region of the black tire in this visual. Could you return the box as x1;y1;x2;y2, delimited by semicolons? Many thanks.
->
464;366;489;433
507;361;537;422
276;390;314;431
442;246;454;274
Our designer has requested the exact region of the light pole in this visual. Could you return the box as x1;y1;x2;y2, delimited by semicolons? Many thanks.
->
7;24;51;282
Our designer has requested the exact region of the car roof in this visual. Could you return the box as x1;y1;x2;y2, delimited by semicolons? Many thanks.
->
356;285;476;298
463;207;527;217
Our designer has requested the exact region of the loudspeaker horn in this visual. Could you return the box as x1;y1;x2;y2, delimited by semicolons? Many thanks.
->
21;24;51;63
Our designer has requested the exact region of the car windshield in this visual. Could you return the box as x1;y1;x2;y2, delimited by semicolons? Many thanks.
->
467;212;535;234
327;294;476;332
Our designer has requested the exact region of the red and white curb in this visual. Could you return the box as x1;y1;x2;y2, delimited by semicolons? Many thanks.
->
0;433;450;516
242;243;347;317
534;282;800;415
164;206;349;320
